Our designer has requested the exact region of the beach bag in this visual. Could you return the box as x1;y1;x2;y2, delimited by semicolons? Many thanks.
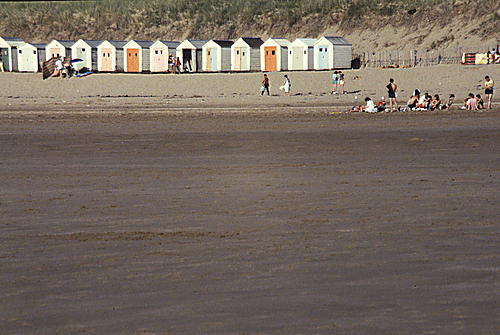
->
260;86;265;92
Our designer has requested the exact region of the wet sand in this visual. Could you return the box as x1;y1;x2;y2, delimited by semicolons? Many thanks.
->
1;108;499;333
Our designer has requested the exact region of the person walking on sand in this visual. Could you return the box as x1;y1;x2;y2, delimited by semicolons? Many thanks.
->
261;74;270;96
339;71;346;94
484;76;494;109
387;78;398;112
331;71;338;94
283;75;291;96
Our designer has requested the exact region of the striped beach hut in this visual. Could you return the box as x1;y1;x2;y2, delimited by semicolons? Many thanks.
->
45;40;74;61
231;37;263;72
123;40;154;73
261;38;291;72
71;39;102;71
202;40;233;72
176;39;207;72
18;43;46;72
150;40;180;72
0;36;24;72
288;38;316;71
314;36;352;70
97;40;126;72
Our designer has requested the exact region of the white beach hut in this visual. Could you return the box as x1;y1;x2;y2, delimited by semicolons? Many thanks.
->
0;36;24;72
314;36;352;70
288;38;316;71
150;40;180;72
71;39;102;71
45;40;74;61
231;37;263;72
97;40;126;72
176;39;207;72
124;40;154;72
260;38;291;72
18;43;46;72
202;40;233;72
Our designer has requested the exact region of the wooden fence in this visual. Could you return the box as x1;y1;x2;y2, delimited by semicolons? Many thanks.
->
360;47;495;67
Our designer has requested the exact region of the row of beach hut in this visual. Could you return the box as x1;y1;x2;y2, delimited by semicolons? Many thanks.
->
0;36;352;73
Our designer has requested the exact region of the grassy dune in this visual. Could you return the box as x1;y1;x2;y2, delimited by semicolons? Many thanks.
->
0;0;497;50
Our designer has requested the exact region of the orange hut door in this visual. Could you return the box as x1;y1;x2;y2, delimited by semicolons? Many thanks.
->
127;48;139;72
264;46;277;72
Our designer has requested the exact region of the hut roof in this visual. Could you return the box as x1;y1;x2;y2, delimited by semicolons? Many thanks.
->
130;40;154;48
31;43;47;49
321;36;351;46
79;40;104;48
54;40;75;48
211;40;234;48
183;39;208;49
292;38;317;47
104;40;127;48
240;37;264;48
157;40;180;48
0;36;24;47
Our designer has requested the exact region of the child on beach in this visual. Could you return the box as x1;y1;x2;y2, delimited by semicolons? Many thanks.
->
260;74;270;96
476;94;484;109
331;71;338;94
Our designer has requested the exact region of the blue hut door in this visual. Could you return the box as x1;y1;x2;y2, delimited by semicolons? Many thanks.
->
76;48;87;71
240;47;248;71
318;45;328;69
211;48;217;71
1;48;9;71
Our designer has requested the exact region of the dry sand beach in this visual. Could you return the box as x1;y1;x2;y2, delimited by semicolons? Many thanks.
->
1;65;500;334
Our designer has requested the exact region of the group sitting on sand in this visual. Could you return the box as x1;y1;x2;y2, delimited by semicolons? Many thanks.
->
349;74;494;113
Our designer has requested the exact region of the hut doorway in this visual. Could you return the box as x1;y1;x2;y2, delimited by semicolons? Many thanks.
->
1;48;9;71
101;48;112;72
240;47;248;71
153;49;164;72
182;49;193;71
318;45;329;69
264;46;277;72
291;47;304;70
127;48;139;72
50;48;61;58
234;47;241;71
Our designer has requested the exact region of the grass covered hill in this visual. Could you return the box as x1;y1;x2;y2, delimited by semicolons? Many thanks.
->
1;0;499;53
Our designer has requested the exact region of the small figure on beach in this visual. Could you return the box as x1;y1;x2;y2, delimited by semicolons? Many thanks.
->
466;93;477;110
429;94;441;110
386;78;398;112
339;71;346;94
283;75;291;96
349;97;377;113
441;94;455;109
476;94;484;109
51;57;66;79
168;55;174;73
484;76;494;109
0;50;4;72
377;96;386;112
419;92;431;109
406;94;419;110
175;57;181;74
331;71;338;94
260;74;270;96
